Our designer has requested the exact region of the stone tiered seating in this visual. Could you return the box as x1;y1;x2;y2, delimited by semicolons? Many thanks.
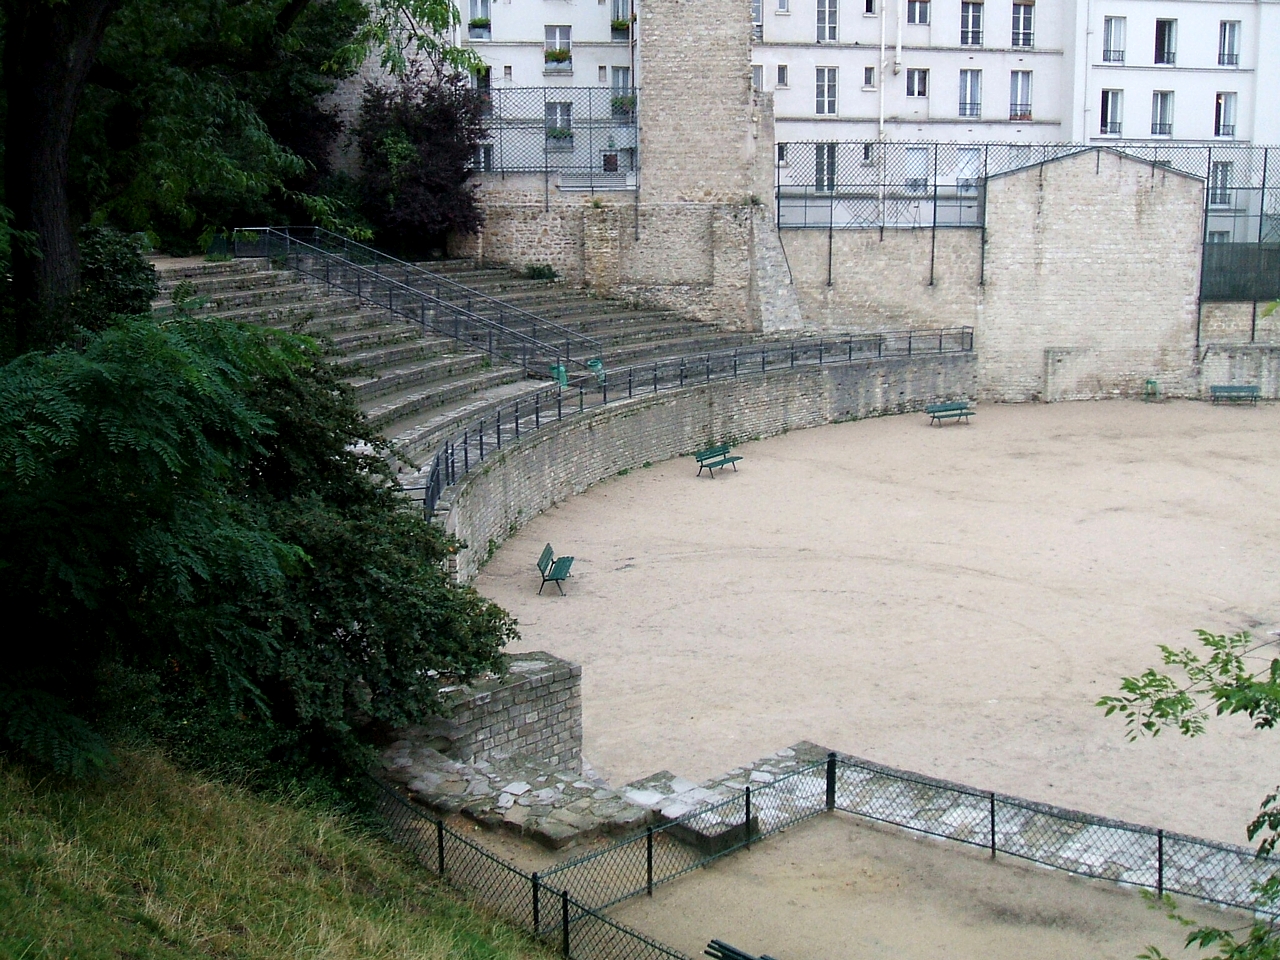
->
152;255;755;478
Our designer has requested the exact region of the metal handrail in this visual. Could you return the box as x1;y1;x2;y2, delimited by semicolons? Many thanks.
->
267;226;603;370
404;327;976;518
232;227;566;372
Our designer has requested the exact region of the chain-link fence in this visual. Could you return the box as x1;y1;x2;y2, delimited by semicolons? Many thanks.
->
477;86;639;190
777;141;1280;301
370;752;1279;959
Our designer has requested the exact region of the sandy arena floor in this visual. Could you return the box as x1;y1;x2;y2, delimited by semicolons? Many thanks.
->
609;814;1245;960
475;400;1280;846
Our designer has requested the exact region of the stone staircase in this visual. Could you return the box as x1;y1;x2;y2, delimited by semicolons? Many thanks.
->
152;254;753;474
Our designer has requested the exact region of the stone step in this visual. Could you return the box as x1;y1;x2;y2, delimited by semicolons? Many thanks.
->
347;353;494;402
155;269;303;300
363;367;530;431
333;336;461;375
151;256;268;281
327;323;428;353
385;379;554;468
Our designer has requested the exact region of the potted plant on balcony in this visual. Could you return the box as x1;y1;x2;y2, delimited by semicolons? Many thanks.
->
468;16;490;38
544;48;572;67
610;93;636;120
611;17;631;39
545;126;574;149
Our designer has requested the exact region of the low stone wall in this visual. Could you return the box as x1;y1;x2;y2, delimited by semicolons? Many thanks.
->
398;651;581;770
1200;344;1280;398
443;353;977;579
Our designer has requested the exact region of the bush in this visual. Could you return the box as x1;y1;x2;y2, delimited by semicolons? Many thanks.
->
355;69;487;258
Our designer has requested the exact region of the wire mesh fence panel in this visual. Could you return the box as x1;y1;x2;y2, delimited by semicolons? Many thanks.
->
567;901;694;960
834;761;991;848
543;832;655;911
1163;833;1280;913
439;828;537;928
995;798;1159;887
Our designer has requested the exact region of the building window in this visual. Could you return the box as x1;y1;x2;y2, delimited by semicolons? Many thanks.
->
815;142;836;192
1208;231;1230;244
469;0;491;37
778;142;789;164
906;68;928;97
752;65;763;90
1150;90;1173;135
1154;19;1176;65
544;25;572;71
1009;71;1031;120
503;64;513;81
907;0;929;23
905;146;929;193
545;101;572;149
1209;161;1232;206
816;66;838;114
817;0;837;40
777;0;790;11
1011;3;1033;47
863;66;875;88
862;142;878;164
777;64;789;86
612;66;632;91
1100;89;1122;135
752;0;764;39
1219;21;1240;66
960;1;983;45
1215;92;1237;137
1102;17;1125;63
864;0;875;14
959;69;981;117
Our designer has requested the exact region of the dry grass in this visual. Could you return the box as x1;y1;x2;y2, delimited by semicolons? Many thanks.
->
0;750;550;960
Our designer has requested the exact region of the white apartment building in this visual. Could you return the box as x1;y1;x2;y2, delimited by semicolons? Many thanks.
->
753;0;1280;145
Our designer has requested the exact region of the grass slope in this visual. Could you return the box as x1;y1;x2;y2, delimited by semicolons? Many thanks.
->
0;750;548;960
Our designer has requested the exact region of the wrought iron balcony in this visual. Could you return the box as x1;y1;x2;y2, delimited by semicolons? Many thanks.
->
1009;103;1032;121
1102;48;1124;63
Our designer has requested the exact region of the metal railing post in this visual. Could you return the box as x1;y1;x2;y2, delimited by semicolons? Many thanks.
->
1157;830;1164;897
561;890;570;958
532;872;541;931
826;752;837;810
436;818;445;874
745;786;753;848
989;793;997;858
646;826;654;895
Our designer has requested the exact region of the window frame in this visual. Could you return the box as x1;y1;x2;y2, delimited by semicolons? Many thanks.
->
1215;91;1237;138
1100;88;1122;135
815;142;837;193
777;63;789;87
1154;19;1177;66
815;65;838;115
959;68;982;118
1150;90;1174;136
1102;16;1125;63
863;65;876;88
960;1;983;46
906;67;928;97
1219;21;1240;66
1009;70;1031;120
817;0;838;41
907;0;929;24
1011;3;1033;47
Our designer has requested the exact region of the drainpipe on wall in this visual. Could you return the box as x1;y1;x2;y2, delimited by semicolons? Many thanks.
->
878;2;887;138
895;0;903;73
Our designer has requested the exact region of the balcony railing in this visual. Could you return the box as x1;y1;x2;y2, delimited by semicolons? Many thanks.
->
545;129;574;151
1009;104;1032;121
544;49;573;74
1101;121;1122;135
959;101;981;118
1216;123;1236;138
1103;48;1125;62
960;29;982;44
1151;122;1172;135
1219;51;1240;66
1012;30;1033;46
1155;50;1176;65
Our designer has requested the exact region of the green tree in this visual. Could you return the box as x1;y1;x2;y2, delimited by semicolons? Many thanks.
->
0;308;515;779
1100;629;1280;959
2;0;475;350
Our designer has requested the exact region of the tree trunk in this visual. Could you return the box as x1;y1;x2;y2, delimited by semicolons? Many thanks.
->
4;0;119;350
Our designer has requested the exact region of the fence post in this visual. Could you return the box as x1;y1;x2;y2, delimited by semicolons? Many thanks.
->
826;753;837;811
653;364;658;394
989;793;997;858
646;826;654;895
561;889;570;958
557;390;563;421
496;410;501;449
745;786;752;849
479;420;485;460
535;396;540;429
1157;829;1164;897
532;872;540;931
628;369;633;399
436;818;445;875
578;385;584;414
514;402;520;439
463;430;469;473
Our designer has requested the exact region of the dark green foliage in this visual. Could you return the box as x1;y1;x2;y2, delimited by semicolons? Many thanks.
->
355;69;487;257
71;225;160;325
0;312;515;781
522;264;557;281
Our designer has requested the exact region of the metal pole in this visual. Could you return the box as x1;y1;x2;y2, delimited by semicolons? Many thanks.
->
561;890;570;958
646;826;654;895
479;420;485;460
533;872;541;931
436;818;445;874
1157;830;1164;897
989;793;997;858
826;753;837;810
463;430;469;473
745;786;753;848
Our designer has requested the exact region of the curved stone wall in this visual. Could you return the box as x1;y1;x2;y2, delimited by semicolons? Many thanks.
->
443;353;976;579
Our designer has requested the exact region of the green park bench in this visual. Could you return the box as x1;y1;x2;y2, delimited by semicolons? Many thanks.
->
925;400;975;425
537;543;574;595
1210;384;1260;405
695;443;743;477
705;939;779;960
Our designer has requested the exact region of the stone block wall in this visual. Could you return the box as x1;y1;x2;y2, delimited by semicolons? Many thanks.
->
1200;344;1280;398
434;651;582;769
444;353;976;579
